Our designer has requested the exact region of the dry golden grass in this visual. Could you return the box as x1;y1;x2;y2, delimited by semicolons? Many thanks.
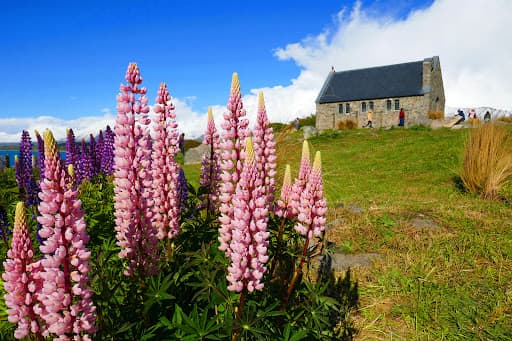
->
337;119;358;130
427;111;444;120
498;116;512;123
461;123;512;199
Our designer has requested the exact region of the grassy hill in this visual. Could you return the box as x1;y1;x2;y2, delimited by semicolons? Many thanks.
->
184;126;512;339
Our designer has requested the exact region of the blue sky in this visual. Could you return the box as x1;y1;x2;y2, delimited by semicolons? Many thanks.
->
1;0;510;141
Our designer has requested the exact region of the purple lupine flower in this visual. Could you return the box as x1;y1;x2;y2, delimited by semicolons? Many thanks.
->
199;107;221;214
275;164;294;219
2;202;44;339
113;63;159;276
89;134;99;178
253;91;277;206
289;140;311;216
95;130;104;173
35;130;45;181
226;137;269;292
102;125;115;176
15;131;33;202
36;130;96;339
65;128;80;170
295;151;327;238
79;138;93;182
218;73;249;256
177;166;188;215
152;82;180;240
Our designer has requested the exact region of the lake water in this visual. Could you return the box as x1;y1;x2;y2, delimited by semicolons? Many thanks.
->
0;150;66;167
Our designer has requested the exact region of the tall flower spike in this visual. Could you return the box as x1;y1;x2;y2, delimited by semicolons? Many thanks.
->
113;63;159;276
16;131;36;205
102;126;115;176
79;138;93;183
226;137;269;292
295;151;327;238
218;73;249;256
35;130;45;181
289;140;311;216
2;202;43;339
36;130;96;339
199;107;221;214
275;164;294;219
89;134;99;178
253;91;277;206
152;82;181;240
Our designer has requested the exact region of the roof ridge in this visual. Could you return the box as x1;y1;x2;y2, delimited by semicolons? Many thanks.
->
333;60;423;75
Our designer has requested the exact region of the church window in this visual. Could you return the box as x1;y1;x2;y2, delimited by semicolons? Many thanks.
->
361;102;367;112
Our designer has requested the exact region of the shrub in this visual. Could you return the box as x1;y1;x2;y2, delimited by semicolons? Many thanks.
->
460;123;512;199
428;111;444;120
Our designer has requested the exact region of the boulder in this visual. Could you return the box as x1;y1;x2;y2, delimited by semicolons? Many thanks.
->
302;126;318;139
184;144;209;165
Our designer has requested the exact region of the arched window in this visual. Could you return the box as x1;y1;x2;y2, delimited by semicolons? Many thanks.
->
394;99;400;110
369;101;374;111
386;100;392;111
361;102;367;112
338;104;343;114
345;103;351;113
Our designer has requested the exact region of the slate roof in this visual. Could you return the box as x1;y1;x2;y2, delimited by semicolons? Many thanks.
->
316;60;426;104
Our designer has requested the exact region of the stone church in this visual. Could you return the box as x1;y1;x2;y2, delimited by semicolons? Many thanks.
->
315;56;445;129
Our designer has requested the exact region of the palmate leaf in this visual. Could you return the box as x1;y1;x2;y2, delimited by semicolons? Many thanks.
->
144;273;176;314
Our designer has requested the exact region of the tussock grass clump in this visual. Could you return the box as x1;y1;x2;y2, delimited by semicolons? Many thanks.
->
498;116;512;123
337;119;357;130
461;123;512;199
428;111;444;119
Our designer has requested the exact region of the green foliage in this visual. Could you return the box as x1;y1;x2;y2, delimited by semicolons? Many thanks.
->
298;114;316;127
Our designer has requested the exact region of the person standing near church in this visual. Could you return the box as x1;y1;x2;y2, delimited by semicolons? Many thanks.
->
364;109;373;128
398;108;405;127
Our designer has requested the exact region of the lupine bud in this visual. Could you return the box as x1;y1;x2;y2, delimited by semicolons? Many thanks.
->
275;164;294;219
289;140;311;215
295;151;327;238
226;137;269;292
36;130;96;339
218;73;249;256
113;63;159;276
2;202;43;339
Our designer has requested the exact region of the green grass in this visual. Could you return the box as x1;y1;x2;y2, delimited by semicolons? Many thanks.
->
183;126;512;339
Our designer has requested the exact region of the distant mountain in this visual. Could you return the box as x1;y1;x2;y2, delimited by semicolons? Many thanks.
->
445;106;512;119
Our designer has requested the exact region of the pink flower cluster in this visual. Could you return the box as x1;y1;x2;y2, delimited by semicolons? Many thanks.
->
295;151;327;238
199;107;221;214
2;202;43;339
113;62;159;276
252;91;277;206
152;82;180;240
218;73;249;256
37;130;96;340
226;138;269;292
